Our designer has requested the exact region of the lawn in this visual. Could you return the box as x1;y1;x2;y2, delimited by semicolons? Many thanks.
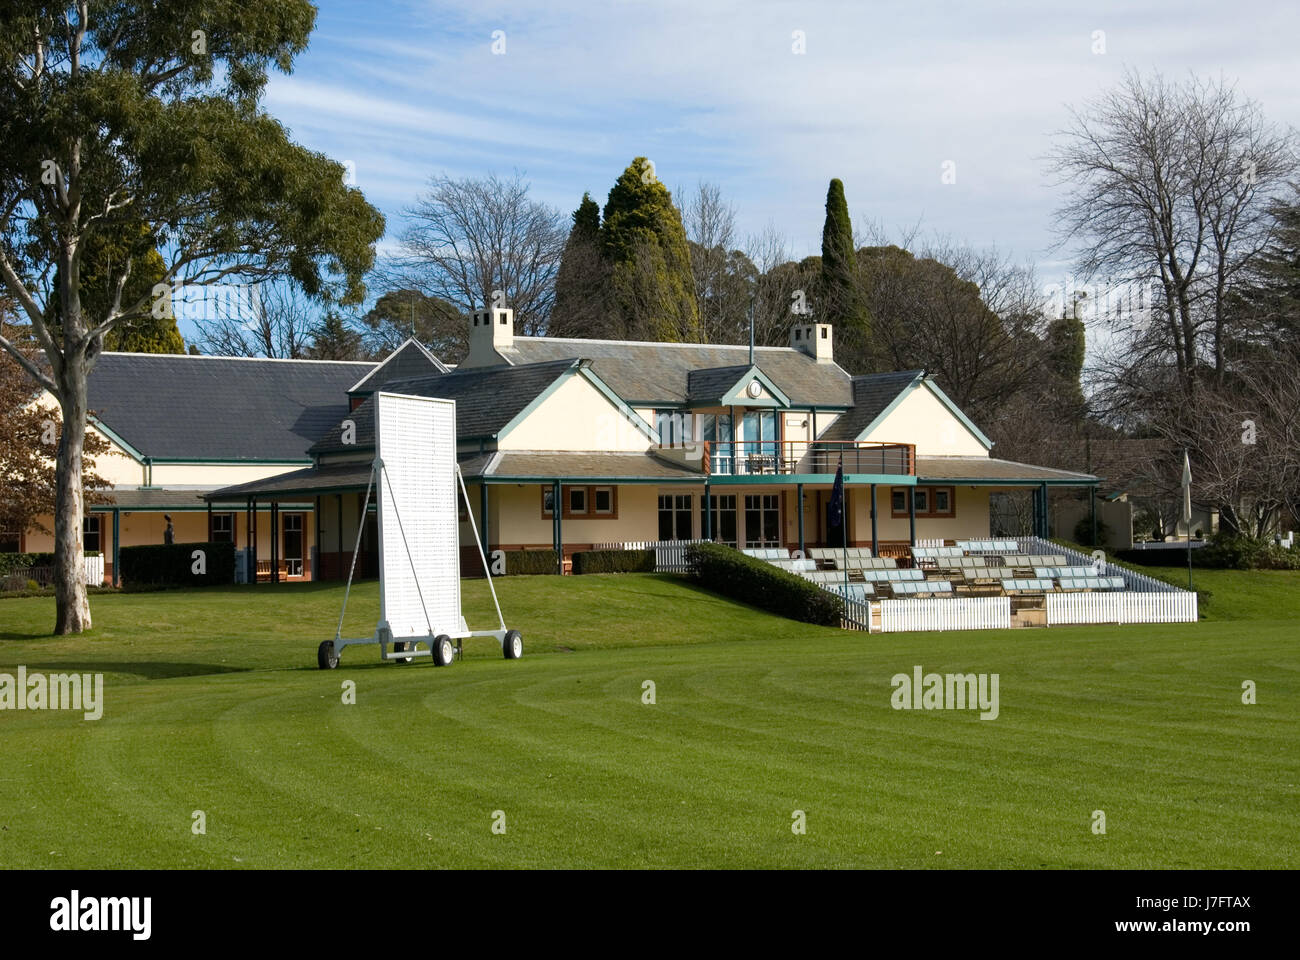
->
1;571;1297;868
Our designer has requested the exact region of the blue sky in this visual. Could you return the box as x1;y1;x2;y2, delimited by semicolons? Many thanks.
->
182;0;1300;340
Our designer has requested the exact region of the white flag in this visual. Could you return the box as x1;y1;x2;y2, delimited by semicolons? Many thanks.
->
1181;450;1192;529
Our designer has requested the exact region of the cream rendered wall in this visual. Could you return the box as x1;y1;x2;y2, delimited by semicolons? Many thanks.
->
486;483;662;546
496;373;653;452
848;485;991;542
860;384;989;457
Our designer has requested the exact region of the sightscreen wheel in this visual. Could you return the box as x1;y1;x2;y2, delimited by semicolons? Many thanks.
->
503;630;523;660
433;635;455;667
393;640;413;664
317;641;339;670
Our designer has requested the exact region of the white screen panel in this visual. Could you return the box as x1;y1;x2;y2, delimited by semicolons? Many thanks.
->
374;392;463;637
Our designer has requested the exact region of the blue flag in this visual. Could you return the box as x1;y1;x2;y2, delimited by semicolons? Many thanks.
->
829;455;845;529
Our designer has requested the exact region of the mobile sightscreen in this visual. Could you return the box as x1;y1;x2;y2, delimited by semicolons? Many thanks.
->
317;390;522;669
374;392;464;639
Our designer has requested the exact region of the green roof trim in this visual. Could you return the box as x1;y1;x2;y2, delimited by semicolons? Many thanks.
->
89;415;145;462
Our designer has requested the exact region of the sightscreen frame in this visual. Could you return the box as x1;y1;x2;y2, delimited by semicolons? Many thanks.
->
373;391;466;639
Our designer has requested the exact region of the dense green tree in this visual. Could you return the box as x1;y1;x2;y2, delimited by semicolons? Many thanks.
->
0;2;385;633
1043;314;1086;415
361;288;465;362
550;193;612;338
600;158;700;342
308;311;365;360
820;179;868;336
48;225;185;353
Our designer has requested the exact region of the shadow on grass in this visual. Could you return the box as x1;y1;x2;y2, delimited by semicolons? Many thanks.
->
11;661;250;680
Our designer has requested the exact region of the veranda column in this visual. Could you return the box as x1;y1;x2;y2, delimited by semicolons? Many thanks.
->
111;508;120;587
908;486;917;546
552;480;562;574
796;483;805;555
870;484;879;555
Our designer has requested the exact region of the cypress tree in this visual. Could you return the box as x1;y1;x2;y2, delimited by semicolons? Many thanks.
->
551;193;612;337
820;178;868;336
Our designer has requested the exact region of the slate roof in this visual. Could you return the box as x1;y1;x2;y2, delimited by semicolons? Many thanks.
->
816;370;925;442
86;353;374;461
685;365;756;403
309;358;580;455
915;457;1097;484
496;337;852;407
348;339;449;394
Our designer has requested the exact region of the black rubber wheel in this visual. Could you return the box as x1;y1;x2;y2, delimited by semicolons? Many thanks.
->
393;640;413;664
433;634;454;667
503;630;523;660
317;640;339;670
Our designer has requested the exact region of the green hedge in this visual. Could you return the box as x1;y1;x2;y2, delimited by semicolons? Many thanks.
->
119;541;235;586
685;541;844;626
497;549;559;576
573;549;655;574
0;553;54;576
0;551;101;577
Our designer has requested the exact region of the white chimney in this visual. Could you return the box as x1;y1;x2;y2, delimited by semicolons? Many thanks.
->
462;306;515;368
790;322;832;361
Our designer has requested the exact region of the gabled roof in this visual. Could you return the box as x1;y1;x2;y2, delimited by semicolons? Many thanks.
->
86;352;375;461
496;337;852;407
309;358;581;455
816;370;924;442
347;338;449;395
685;364;790;407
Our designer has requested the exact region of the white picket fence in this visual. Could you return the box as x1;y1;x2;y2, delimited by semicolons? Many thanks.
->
1046;591;1198;625
592;539;707;573
878;596;1011;633
841;596;874;631
84;554;104;585
1016;536;1182;594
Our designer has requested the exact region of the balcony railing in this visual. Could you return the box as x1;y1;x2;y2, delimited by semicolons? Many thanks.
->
698;440;915;477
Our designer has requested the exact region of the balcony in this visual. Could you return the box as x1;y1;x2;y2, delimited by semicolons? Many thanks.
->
699;440;915;478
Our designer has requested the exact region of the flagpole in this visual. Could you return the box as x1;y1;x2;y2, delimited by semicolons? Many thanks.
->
839;455;848;591
1183;448;1193;591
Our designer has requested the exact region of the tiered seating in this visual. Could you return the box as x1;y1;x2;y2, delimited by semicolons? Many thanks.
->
808;546;871;560
803;570;850;584
1033;566;1101;580
825;582;874;600
911;546;964;559
1058;576;1126;591
888;579;954;596
956;539;1018;553
769;558;816;573
1001;578;1056;594
847;557;897;571
857;568;925;582
743;548;790;560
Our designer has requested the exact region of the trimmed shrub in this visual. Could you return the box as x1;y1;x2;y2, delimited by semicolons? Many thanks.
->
119;541;236;586
573;549;655;575
0;552;54;577
1194;535;1300;570
685;541;844;626
499;549;559;576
